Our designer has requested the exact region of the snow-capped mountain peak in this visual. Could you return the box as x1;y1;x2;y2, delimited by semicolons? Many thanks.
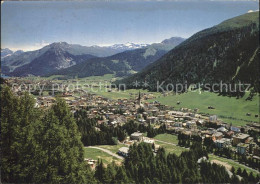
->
1;48;24;59
108;42;149;50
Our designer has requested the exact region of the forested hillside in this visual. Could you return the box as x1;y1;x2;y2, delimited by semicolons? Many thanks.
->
2;87;259;183
48;37;185;78
117;12;259;93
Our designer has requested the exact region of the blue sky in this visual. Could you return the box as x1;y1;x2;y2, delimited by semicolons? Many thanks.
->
1;0;259;51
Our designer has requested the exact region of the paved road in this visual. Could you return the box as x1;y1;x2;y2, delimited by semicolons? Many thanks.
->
86;141;259;173
86;146;124;160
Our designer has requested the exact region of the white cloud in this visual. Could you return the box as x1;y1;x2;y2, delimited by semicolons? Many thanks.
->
7;40;50;52
248;9;259;13
34;40;49;48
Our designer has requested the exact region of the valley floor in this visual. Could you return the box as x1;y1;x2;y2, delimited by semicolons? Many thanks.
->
147;91;259;126
84;133;259;176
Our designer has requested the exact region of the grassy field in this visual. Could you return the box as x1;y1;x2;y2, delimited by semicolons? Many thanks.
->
79;75;259;126
155;141;187;155
154;134;259;175
23;75;259;126
91;88;160;100
80;74;117;82
24;74;160;99
148;91;259;126
84;147;121;164
154;133;179;145
84;136;259;175
208;154;259;176
97;144;125;154
153;134;187;155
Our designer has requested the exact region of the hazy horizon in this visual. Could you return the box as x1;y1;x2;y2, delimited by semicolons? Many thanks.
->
1;0;259;51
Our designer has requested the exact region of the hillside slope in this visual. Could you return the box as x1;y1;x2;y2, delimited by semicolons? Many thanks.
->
117;12;259;93
1;42;146;75
10;47;95;76
48;37;185;78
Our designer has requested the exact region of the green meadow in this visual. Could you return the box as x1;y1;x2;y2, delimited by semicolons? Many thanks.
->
69;74;161;100
154;134;259;176
148;91;259;126
208;154;259;176
23;75;259;126
77;75;259;126
154;133;179;145
155;141;187;156
97;145;125;154
84;147;121;164
83;134;259;176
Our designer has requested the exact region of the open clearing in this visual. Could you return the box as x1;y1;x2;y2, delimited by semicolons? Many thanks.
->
148;91;259;126
154;133;179;145
208;154;259;176
83;134;259;176
25;75;259;126
84;147;122;164
211;159;232;170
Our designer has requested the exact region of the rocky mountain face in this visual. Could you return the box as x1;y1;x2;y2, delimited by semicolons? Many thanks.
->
1;41;141;75
48;37;185;78
1;48;14;59
117;12;259;92
1;49;24;59
108;42;149;50
3;37;185;77
10;45;96;76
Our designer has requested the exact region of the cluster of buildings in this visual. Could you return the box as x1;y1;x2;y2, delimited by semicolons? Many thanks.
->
118;132;160;157
7;78;260;163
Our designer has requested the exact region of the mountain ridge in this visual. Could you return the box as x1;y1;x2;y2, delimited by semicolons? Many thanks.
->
3;37;185;77
47;37;185;78
116;12;259;93
1;41;147;74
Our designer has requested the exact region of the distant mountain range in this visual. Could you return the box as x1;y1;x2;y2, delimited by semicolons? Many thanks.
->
2;37;185;77
1;48;13;59
1;48;24;59
1;41;145;74
117;12;259;92
49;37;185;78
108;42;149;50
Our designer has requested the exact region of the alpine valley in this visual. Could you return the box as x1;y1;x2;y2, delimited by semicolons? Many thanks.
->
1;37;185;77
1;2;260;184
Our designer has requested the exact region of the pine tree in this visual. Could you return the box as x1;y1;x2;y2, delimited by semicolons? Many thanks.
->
17;92;42;182
95;159;105;182
115;166;129;184
248;172;255;183
34;99;87;183
237;167;242;175
242;169;248;179
1;86;23;182
231;166;235;173
231;174;240;184
1;87;40;183
104;162;117;183
51;99;87;183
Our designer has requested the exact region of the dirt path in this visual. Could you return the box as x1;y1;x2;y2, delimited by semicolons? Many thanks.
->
209;154;259;173
154;138;259;173
86;146;124;160
211;159;232;170
154;139;189;150
154;139;177;146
